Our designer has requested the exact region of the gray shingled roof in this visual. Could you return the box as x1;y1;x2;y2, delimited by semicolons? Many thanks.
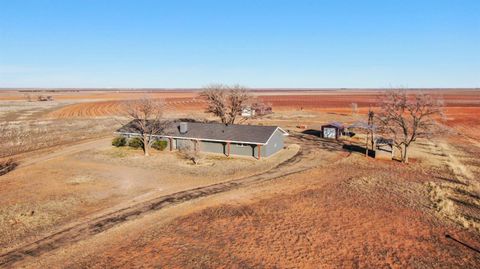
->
117;120;286;145
323;122;345;129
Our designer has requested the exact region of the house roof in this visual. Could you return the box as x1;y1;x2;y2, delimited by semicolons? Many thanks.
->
347;121;376;130
375;137;394;145
322;122;345;129
117;120;288;145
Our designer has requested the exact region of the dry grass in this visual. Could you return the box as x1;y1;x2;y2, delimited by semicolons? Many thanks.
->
91;143;300;180
0;197;81;249
418;136;480;232
0;118;117;158
66;175;96;185
43;157;480;268
0;138;300;254
428;181;480;231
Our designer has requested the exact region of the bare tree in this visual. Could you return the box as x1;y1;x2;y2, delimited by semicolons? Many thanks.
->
201;84;228;123
124;97;167;156
227;85;252;124
179;140;201;165
201;84;252;124
376;90;443;163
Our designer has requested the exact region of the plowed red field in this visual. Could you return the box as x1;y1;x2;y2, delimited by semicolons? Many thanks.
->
3;89;478;138
47;90;480;128
48;98;205;118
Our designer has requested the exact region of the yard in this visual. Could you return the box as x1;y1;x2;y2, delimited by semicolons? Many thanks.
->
0;137;299;251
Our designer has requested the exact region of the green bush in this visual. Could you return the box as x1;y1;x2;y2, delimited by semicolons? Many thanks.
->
112;136;126;147
128;137;144;149
152;140;168;151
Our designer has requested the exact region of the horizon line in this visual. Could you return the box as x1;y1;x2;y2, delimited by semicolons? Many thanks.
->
1;87;479;92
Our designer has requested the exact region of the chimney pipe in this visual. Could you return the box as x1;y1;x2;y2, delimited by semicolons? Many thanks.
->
179;122;188;134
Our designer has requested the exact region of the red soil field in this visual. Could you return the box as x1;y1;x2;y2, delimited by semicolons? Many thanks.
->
48;97;206;118
443;107;480;140
46;90;479;120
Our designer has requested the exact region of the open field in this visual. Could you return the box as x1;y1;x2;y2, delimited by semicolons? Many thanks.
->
0;89;479;268
3;88;478;138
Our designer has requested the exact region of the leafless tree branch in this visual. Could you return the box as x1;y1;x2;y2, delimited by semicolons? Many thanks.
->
200;84;252;124
376;90;443;163
123;96;168;156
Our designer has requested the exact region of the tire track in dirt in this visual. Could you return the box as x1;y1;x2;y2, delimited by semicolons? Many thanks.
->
0;134;343;267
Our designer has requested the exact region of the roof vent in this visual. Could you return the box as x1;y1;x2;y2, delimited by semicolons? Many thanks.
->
179;122;188;134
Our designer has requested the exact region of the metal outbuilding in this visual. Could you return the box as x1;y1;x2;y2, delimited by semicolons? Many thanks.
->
321;122;345;139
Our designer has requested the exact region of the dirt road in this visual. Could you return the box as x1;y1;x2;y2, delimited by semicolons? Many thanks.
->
17;137;112;168
0;133;343;267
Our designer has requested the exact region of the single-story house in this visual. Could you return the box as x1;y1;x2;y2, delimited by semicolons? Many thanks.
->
321;122;345;139
241;103;273;118
241;107;256;117
116;121;288;159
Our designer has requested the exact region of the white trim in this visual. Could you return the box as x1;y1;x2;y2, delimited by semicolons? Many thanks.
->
114;131;270;145
263;127;289;146
277;127;289;135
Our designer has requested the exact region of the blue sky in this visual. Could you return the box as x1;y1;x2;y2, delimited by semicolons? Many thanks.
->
0;0;479;88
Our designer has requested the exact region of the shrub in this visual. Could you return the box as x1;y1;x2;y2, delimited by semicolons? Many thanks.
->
128;137;144;149
180;141;201;165
0;158;17;176
112;136;127;147
152;140;168;151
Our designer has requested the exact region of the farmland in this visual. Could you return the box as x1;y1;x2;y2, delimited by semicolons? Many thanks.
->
41;89;480;140
0;89;479;268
